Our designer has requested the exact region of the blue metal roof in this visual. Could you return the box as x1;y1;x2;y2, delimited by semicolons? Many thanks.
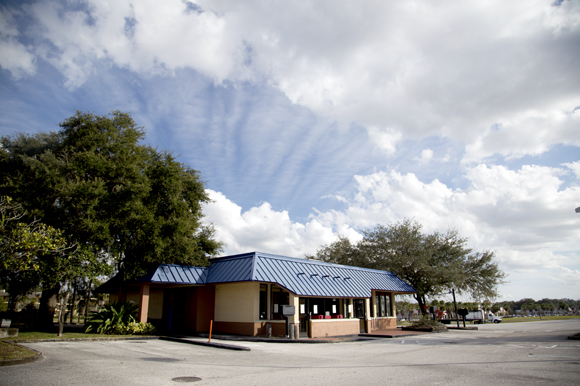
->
139;252;417;297
139;264;208;285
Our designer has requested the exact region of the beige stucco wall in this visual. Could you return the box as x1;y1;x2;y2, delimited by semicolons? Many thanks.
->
148;288;164;319
214;282;259;323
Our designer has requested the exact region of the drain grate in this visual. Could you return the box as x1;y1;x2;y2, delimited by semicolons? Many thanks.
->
172;377;202;383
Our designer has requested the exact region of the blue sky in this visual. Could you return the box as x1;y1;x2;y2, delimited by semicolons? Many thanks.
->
1;0;579;303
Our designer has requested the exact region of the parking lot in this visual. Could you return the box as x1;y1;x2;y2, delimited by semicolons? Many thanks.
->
4;319;580;386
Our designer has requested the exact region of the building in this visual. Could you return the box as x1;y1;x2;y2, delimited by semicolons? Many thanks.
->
107;252;417;338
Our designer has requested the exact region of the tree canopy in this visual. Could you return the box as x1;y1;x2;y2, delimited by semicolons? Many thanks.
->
307;219;506;313
0;111;223;280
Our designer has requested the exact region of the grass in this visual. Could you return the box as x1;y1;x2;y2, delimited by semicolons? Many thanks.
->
3;331;141;341
500;315;580;323
0;341;38;361
398;315;579;326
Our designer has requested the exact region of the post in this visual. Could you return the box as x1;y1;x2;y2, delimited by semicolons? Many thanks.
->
452;288;459;329
208;320;213;342
138;284;150;323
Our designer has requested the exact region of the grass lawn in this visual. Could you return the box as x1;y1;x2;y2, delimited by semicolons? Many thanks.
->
398;315;579;326
3;331;143;341
500;315;580;323
0;341;38;361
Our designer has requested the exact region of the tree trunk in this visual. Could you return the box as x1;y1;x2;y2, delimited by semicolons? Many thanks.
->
84;279;93;322
415;294;427;315
37;284;60;331
58;289;70;337
69;281;77;324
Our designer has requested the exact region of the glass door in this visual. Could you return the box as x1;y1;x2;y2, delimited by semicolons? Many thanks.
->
299;298;309;338
354;299;366;333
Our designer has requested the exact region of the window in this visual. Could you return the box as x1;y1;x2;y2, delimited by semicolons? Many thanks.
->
375;292;392;317
271;286;289;320
259;284;267;320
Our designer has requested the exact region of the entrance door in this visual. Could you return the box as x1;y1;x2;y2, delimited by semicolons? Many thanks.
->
164;288;188;333
299;298;309;338
354;299;366;333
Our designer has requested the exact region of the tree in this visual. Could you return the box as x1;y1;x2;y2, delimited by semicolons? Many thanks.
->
0;196;68;311
309;219;506;314
1;111;223;327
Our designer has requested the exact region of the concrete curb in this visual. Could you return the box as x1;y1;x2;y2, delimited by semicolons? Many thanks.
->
191;333;371;343
360;333;427;338
0;342;43;367
6;336;159;344
159;336;251;351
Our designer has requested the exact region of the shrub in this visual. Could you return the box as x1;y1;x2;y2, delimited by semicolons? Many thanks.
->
413;314;446;328
85;302;154;335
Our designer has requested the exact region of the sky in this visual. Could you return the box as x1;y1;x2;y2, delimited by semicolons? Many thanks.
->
1;0;579;303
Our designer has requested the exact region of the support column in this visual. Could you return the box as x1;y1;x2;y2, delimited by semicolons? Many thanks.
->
289;293;299;324
365;297;371;333
266;284;271;320
138;284;150;323
289;293;300;339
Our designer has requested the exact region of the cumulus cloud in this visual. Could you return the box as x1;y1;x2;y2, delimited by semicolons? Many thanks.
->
202;189;360;257
0;8;35;77
553;267;580;286
563;160;580;179
415;148;434;164
463;104;580;163
204;161;579;278
3;0;578;160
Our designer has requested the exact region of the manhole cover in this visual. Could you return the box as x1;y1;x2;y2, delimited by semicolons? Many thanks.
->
172;377;202;383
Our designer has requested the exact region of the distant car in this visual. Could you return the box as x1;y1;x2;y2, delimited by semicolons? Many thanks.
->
488;313;502;323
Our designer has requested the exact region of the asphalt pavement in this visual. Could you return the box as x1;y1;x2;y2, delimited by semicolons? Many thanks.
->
3;319;579;386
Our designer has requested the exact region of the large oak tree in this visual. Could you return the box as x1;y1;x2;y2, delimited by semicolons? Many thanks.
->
0;111;223;326
308;219;506;314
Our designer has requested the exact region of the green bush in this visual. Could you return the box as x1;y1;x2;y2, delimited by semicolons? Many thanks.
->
413;314;446;328
85;302;155;335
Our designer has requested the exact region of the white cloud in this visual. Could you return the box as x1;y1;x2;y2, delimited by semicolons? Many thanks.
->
6;0;578;159
563;160;580;179
367;127;402;155
415;148;434;164
463;105;580;163
202;189;356;257
312;163;580;271
0;8;35;77
205;161;580;272
553;267;580;286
